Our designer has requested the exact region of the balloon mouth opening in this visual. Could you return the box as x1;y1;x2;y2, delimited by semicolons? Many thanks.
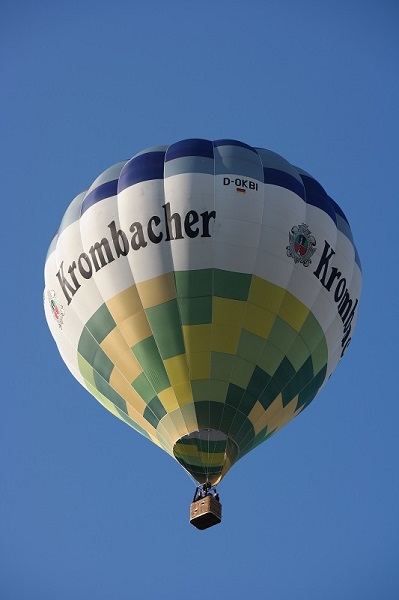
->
172;429;239;485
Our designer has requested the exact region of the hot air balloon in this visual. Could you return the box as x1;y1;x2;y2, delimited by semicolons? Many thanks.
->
44;139;361;529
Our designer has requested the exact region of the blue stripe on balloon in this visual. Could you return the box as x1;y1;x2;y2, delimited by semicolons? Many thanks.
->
330;198;349;224
214;142;263;179
263;167;305;200
335;213;354;244
300;174;337;224
81;180;118;216
214;139;258;153
118;151;166;191
326;197;356;247
165;138;214;161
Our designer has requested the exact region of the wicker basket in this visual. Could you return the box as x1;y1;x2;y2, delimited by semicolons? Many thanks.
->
190;495;222;530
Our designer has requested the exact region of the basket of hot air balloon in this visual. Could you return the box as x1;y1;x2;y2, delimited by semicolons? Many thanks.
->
190;484;222;530
44;139;361;528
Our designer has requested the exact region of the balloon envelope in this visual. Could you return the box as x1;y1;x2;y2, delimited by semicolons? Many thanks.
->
44;139;361;485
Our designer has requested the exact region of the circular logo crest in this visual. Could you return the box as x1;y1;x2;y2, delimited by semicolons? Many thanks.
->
287;223;316;267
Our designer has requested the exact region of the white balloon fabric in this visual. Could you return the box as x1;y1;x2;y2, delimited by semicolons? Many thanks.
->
44;139;361;484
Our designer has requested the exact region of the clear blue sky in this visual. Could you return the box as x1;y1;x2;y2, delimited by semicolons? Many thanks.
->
2;1;399;598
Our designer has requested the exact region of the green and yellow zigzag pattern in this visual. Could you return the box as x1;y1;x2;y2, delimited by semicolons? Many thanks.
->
77;269;327;484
